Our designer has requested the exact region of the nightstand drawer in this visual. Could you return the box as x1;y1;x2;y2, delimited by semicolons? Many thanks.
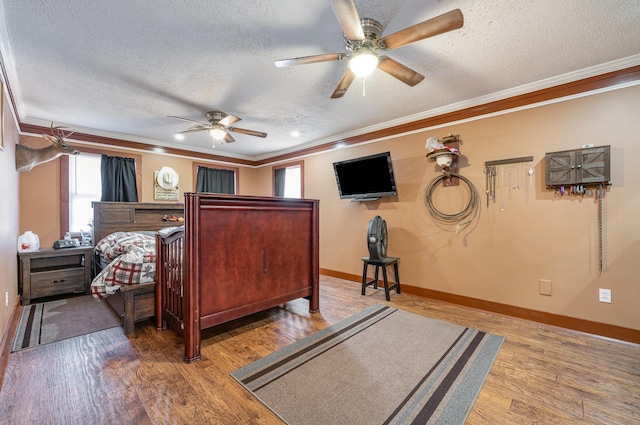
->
30;268;86;298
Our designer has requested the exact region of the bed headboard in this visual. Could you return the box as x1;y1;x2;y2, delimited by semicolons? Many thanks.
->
92;201;185;244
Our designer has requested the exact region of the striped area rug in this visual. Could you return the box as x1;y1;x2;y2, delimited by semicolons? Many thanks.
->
12;295;122;352
232;304;504;425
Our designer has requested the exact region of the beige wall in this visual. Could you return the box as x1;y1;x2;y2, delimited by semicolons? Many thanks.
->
17;137;60;244
0;86;20;338
299;84;640;331
13;83;640;335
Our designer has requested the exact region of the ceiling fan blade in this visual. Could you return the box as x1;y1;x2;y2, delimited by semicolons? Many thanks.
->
377;56;425;86
176;126;211;134
331;0;364;40
168;115;209;126
381;9;463;50
223;132;236;143
219;114;241;127
331;68;356;99
229;127;267;138
275;53;346;68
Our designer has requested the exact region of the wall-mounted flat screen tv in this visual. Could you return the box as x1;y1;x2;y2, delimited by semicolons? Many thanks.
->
333;151;398;201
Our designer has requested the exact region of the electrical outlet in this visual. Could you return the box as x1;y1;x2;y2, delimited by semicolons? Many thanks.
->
539;279;552;296
599;288;611;303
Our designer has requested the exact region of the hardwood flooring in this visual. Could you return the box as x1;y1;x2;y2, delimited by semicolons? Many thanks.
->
0;276;638;424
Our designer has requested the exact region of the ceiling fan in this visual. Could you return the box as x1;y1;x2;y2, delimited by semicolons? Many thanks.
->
275;0;463;98
168;111;267;145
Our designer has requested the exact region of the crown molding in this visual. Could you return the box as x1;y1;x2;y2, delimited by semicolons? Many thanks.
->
255;63;640;166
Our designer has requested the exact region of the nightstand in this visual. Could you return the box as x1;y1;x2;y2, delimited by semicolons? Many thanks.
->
18;246;93;305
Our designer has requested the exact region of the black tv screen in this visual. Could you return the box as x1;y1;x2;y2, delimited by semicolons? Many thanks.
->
333;152;398;201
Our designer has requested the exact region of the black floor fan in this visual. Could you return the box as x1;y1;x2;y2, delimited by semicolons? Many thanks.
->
367;216;388;261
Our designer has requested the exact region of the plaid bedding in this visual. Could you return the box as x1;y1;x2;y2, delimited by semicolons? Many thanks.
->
91;231;157;299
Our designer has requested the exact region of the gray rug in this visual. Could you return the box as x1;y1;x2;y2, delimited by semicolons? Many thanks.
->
12;295;122;352
232;304;504;425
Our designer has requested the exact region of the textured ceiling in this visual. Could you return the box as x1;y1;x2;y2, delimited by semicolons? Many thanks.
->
1;0;639;161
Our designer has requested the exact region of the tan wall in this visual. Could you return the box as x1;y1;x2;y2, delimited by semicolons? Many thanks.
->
253;164;275;196
299;85;640;331
17;136;60;244
0;87;20;337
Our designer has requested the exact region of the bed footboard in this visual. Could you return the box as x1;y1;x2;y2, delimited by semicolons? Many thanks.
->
182;194;320;362
155;226;185;334
122;282;155;334
103;282;155;334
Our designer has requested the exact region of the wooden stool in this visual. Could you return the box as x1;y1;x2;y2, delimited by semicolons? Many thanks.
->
361;256;401;301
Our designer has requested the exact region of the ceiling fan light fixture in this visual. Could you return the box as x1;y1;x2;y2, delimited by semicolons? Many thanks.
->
209;126;227;140
349;48;379;78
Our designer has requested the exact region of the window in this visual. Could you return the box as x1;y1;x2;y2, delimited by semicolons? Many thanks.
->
273;161;304;198
69;154;102;232
60;149;142;237
283;165;302;198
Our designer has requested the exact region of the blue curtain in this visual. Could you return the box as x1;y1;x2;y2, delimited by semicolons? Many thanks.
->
195;166;235;194
100;155;138;202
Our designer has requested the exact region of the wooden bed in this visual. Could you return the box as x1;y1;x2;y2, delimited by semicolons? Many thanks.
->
93;195;320;362
92;201;184;334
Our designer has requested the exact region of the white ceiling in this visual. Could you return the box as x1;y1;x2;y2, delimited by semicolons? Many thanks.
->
1;0;639;162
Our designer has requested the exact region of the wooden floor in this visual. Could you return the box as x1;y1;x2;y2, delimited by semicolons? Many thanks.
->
0;276;638;424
